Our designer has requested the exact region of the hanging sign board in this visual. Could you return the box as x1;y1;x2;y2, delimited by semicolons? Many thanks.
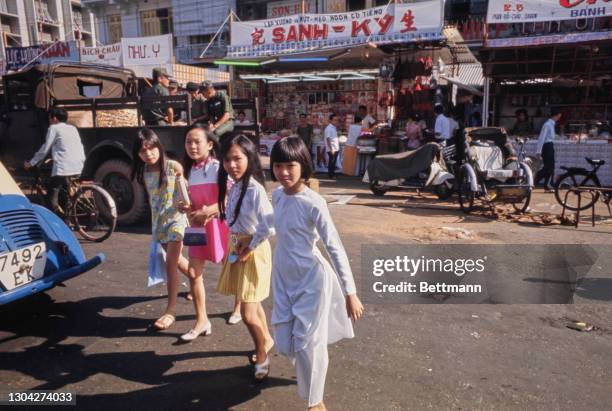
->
228;1;443;58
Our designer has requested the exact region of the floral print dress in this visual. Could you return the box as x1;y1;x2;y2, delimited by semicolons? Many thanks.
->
144;159;188;243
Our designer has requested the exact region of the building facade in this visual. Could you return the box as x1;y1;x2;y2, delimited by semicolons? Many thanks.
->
236;0;390;21
82;0;233;65
0;0;96;59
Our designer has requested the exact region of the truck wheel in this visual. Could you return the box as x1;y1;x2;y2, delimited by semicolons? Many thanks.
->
94;159;148;225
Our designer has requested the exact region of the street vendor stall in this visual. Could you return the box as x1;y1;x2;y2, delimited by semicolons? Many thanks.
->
481;0;612;184
220;0;445;175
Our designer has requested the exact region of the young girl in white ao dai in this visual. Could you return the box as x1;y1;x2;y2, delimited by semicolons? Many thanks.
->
270;137;364;411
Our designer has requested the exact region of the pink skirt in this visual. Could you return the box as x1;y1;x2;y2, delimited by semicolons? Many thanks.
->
188;217;229;263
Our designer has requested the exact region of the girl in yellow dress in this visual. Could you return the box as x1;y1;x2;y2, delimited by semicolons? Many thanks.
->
217;134;275;381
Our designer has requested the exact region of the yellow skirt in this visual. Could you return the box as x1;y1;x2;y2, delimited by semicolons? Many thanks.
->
217;234;272;303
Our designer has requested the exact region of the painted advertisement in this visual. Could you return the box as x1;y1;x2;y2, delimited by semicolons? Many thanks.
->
80;43;122;66
487;0;612;23
228;1;443;58
5;41;79;71
121;34;174;78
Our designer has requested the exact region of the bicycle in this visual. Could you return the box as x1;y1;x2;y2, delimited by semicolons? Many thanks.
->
554;157;610;211
26;165;117;242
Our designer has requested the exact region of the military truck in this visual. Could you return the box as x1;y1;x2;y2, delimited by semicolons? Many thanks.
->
0;62;258;225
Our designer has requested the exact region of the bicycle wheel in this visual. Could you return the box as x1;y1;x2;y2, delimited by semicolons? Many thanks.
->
554;171;600;211
511;163;532;213
71;185;117;242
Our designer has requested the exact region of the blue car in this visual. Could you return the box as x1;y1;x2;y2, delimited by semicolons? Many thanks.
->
0;162;104;305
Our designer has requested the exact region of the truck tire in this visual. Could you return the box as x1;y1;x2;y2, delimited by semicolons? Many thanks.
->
94;159;148;225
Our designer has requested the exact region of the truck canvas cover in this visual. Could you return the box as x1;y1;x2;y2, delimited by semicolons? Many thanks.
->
3;63;137;109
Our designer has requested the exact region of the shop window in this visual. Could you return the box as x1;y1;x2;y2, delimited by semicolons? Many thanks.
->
190;34;213;44
78;80;102;98
7;80;33;110
347;0;365;11
108;14;122;44
237;3;266;21
374;0;388;6
140;8;173;37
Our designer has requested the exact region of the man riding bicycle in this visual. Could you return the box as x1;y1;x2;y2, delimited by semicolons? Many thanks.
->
23;108;86;216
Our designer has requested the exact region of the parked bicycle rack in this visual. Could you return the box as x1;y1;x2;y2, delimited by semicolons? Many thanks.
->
561;186;612;228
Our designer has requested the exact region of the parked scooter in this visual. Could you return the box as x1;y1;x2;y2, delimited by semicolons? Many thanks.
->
363;142;456;199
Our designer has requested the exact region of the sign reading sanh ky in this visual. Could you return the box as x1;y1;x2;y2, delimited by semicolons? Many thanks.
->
228;1;443;58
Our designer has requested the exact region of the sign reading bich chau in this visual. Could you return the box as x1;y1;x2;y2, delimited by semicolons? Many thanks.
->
487;0;612;23
228;1;443;58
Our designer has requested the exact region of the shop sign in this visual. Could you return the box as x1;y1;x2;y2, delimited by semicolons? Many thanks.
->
229;1;443;58
487;0;612;23
5;41;78;71
80;43;122;66
121;34;173;78
326;0;346;13
267;0;316;18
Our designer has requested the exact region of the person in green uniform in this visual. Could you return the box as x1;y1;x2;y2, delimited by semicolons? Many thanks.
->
295;113;314;162
143;67;172;126
186;82;208;124
202;80;234;140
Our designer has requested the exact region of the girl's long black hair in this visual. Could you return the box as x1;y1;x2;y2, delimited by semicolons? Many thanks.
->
182;123;219;180
131;128;166;188
218;134;265;227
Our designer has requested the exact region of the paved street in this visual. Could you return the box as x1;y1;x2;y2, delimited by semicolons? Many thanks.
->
1;176;611;410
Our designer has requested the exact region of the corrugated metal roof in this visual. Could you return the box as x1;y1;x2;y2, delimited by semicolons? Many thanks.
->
439;62;484;94
453;63;484;87
443;27;480;65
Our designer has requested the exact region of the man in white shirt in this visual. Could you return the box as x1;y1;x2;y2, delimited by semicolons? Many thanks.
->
358;105;376;130
535;109;562;191
434;105;451;143
24;107;86;214
325;114;340;179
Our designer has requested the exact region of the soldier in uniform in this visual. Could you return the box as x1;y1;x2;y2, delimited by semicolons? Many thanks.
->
143;67;172;126
186;82;208;124
202;80;234;140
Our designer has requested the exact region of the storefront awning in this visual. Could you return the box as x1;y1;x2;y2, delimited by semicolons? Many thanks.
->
439;75;483;96
440;62;483;95
240;69;378;83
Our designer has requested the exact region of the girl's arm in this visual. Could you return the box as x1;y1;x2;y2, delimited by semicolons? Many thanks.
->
312;198;363;320
247;185;275;251
311;198;356;296
238;185;274;261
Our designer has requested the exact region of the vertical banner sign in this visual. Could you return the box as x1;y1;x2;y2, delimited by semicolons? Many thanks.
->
80;43;123;66
5;41;79;71
228;1;443;58
121;34;174;78
487;0;612;23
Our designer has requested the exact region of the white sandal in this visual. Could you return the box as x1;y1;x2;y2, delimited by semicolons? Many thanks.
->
254;356;270;381
180;321;212;342
228;312;242;325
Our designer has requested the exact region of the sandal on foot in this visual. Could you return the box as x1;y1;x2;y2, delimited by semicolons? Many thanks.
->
228;312;242;325
180;321;212;342
249;341;274;365
153;314;175;331
254;356;270;381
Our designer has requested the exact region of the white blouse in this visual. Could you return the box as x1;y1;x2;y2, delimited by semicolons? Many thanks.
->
225;178;274;250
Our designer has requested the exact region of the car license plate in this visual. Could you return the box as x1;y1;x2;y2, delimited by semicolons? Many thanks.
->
0;243;47;290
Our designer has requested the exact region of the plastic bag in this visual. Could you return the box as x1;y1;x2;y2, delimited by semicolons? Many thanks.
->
148;241;167;287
